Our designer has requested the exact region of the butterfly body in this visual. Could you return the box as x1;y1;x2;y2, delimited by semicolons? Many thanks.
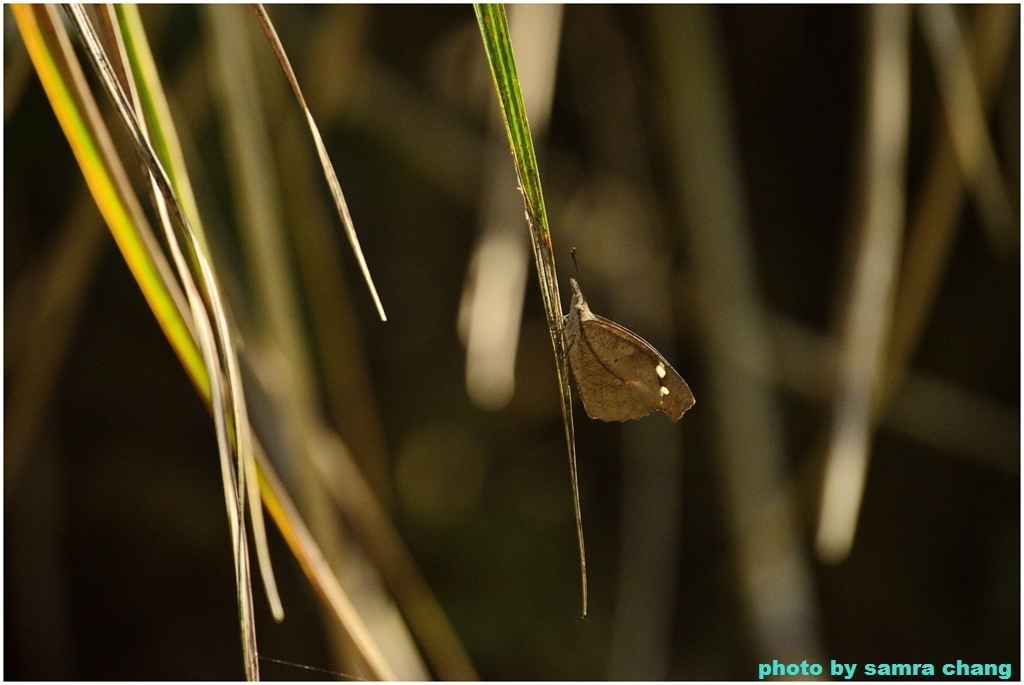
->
564;278;694;422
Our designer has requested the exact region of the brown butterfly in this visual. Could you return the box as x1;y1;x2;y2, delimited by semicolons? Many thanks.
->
563;278;695;422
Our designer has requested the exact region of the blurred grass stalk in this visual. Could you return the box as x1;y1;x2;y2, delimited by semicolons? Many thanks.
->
884;4;1018;405
817;4;1019;563
816;4;911;564
652;3;824;664
918;4;1016;256
461;3;562;413
202;6;413;678
205;6;476;679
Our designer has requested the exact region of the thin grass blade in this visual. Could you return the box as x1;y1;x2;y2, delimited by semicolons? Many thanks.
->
250;4;386;322
474;3;586;616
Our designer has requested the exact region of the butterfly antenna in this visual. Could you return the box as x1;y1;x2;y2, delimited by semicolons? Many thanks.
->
570;247;584;290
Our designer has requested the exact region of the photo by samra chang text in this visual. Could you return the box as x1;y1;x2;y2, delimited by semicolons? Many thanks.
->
758;659;1013;680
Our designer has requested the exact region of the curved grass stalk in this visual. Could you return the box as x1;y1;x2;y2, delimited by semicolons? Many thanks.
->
114;0;284;627
61;3;263;676
10;5;203;393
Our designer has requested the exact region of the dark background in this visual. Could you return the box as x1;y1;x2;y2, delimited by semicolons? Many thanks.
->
5;5;1019;680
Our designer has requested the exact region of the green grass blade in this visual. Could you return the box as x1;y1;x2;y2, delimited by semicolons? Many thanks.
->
114;5;204;248
474;3;586;617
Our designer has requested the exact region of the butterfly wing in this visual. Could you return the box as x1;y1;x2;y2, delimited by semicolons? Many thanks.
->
570;314;695;422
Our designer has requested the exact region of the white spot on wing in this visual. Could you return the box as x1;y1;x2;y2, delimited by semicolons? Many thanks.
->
661;386;670;396
656;363;666;379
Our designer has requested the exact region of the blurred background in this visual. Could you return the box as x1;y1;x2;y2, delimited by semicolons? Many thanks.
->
4;4;1019;680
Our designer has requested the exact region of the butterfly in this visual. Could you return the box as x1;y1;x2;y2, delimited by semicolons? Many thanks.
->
563;278;694;422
